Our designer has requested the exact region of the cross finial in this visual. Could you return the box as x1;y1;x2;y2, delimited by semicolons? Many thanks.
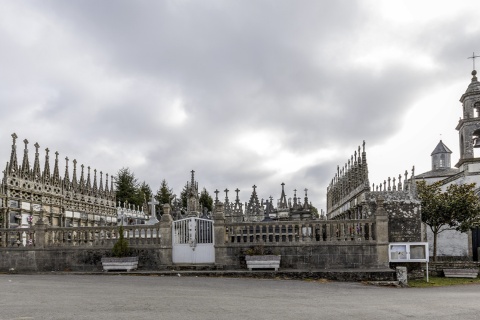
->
34;142;40;152
214;189;219;202
468;52;480;70
11;133;17;144
252;185;257;191
304;188;308;196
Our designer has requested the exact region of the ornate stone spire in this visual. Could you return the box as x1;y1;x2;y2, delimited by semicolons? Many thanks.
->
32;142;42;182
278;182;288;209
86;166;92;193
52;151;60;187
43;148;51;184
223;188;231;216
79;164;85;191
293;189;299;209
362;140;370;188
63;157;70;189
105;173;109;193
71;159;78;190
247;185;261;214
231;187;243;220
21;139;30;179
8;133;19;174
99;171;104;193
92;169;98;194
303;188;310;210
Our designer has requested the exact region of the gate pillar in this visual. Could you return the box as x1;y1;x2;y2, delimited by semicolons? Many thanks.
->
160;204;173;266
375;197;389;268
213;202;227;267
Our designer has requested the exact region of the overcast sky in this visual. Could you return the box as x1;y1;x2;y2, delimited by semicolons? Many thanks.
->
0;1;479;212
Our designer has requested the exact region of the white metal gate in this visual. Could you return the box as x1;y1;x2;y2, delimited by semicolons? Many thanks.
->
172;217;215;264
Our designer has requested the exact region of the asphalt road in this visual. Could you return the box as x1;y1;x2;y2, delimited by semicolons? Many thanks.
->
1;274;479;320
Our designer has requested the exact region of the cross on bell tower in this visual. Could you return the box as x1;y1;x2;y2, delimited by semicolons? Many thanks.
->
468;52;480;70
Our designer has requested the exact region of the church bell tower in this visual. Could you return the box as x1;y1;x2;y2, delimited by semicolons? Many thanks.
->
455;69;480;167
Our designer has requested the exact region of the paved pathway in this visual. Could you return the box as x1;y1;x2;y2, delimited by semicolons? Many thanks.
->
1;274;479;320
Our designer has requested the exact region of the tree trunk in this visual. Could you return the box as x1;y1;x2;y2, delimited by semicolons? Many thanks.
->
433;230;438;262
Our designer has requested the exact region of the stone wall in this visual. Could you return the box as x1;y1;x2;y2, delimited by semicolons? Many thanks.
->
0;247;172;272
223;243;381;270
0;242;385;272
0;208;390;272
365;198;421;243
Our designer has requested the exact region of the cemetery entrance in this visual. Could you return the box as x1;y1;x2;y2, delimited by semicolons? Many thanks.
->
172;217;215;264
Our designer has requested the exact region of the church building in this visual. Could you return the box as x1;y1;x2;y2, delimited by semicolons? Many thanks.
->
415;69;480;260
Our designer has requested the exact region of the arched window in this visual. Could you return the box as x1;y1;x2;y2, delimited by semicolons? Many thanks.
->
440;154;445;167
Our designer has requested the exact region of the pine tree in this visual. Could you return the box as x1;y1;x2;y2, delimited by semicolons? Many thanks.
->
138;181;152;203
115;167;140;206
180;184;188;210
199;187;213;212
155;179;173;216
114;168;151;208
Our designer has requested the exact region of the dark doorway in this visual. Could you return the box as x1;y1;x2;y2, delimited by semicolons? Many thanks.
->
472;227;480;261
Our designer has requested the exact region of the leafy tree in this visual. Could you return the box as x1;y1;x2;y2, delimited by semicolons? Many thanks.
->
417;181;480;261
155;179;173;216
199;187;213;212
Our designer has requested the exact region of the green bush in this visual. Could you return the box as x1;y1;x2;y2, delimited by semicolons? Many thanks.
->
112;226;131;257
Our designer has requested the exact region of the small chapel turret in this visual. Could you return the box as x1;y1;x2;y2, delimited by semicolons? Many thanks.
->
431;140;452;170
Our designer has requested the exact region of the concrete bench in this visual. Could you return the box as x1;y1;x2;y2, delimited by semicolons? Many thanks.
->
245;255;281;271
101;257;139;272
443;269;479;279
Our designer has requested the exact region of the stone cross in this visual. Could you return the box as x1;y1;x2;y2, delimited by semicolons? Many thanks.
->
214;189;219;203
148;199;159;217
468;52;480;70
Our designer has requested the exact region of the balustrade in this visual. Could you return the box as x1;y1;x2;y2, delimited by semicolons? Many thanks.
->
224;219;375;244
0;228;36;248
0;225;161;248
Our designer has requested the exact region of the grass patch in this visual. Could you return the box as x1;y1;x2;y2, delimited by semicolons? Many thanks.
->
409;276;480;287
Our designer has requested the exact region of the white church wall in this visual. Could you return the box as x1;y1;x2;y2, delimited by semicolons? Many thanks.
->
426;226;469;257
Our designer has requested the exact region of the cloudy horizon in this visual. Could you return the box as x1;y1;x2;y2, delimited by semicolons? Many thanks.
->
1;1;479;211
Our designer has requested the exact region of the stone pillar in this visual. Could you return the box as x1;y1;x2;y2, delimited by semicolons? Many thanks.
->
213;202;227;268
396;266;408;286
159;204;173;266
34;210;47;249
374;196;389;268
